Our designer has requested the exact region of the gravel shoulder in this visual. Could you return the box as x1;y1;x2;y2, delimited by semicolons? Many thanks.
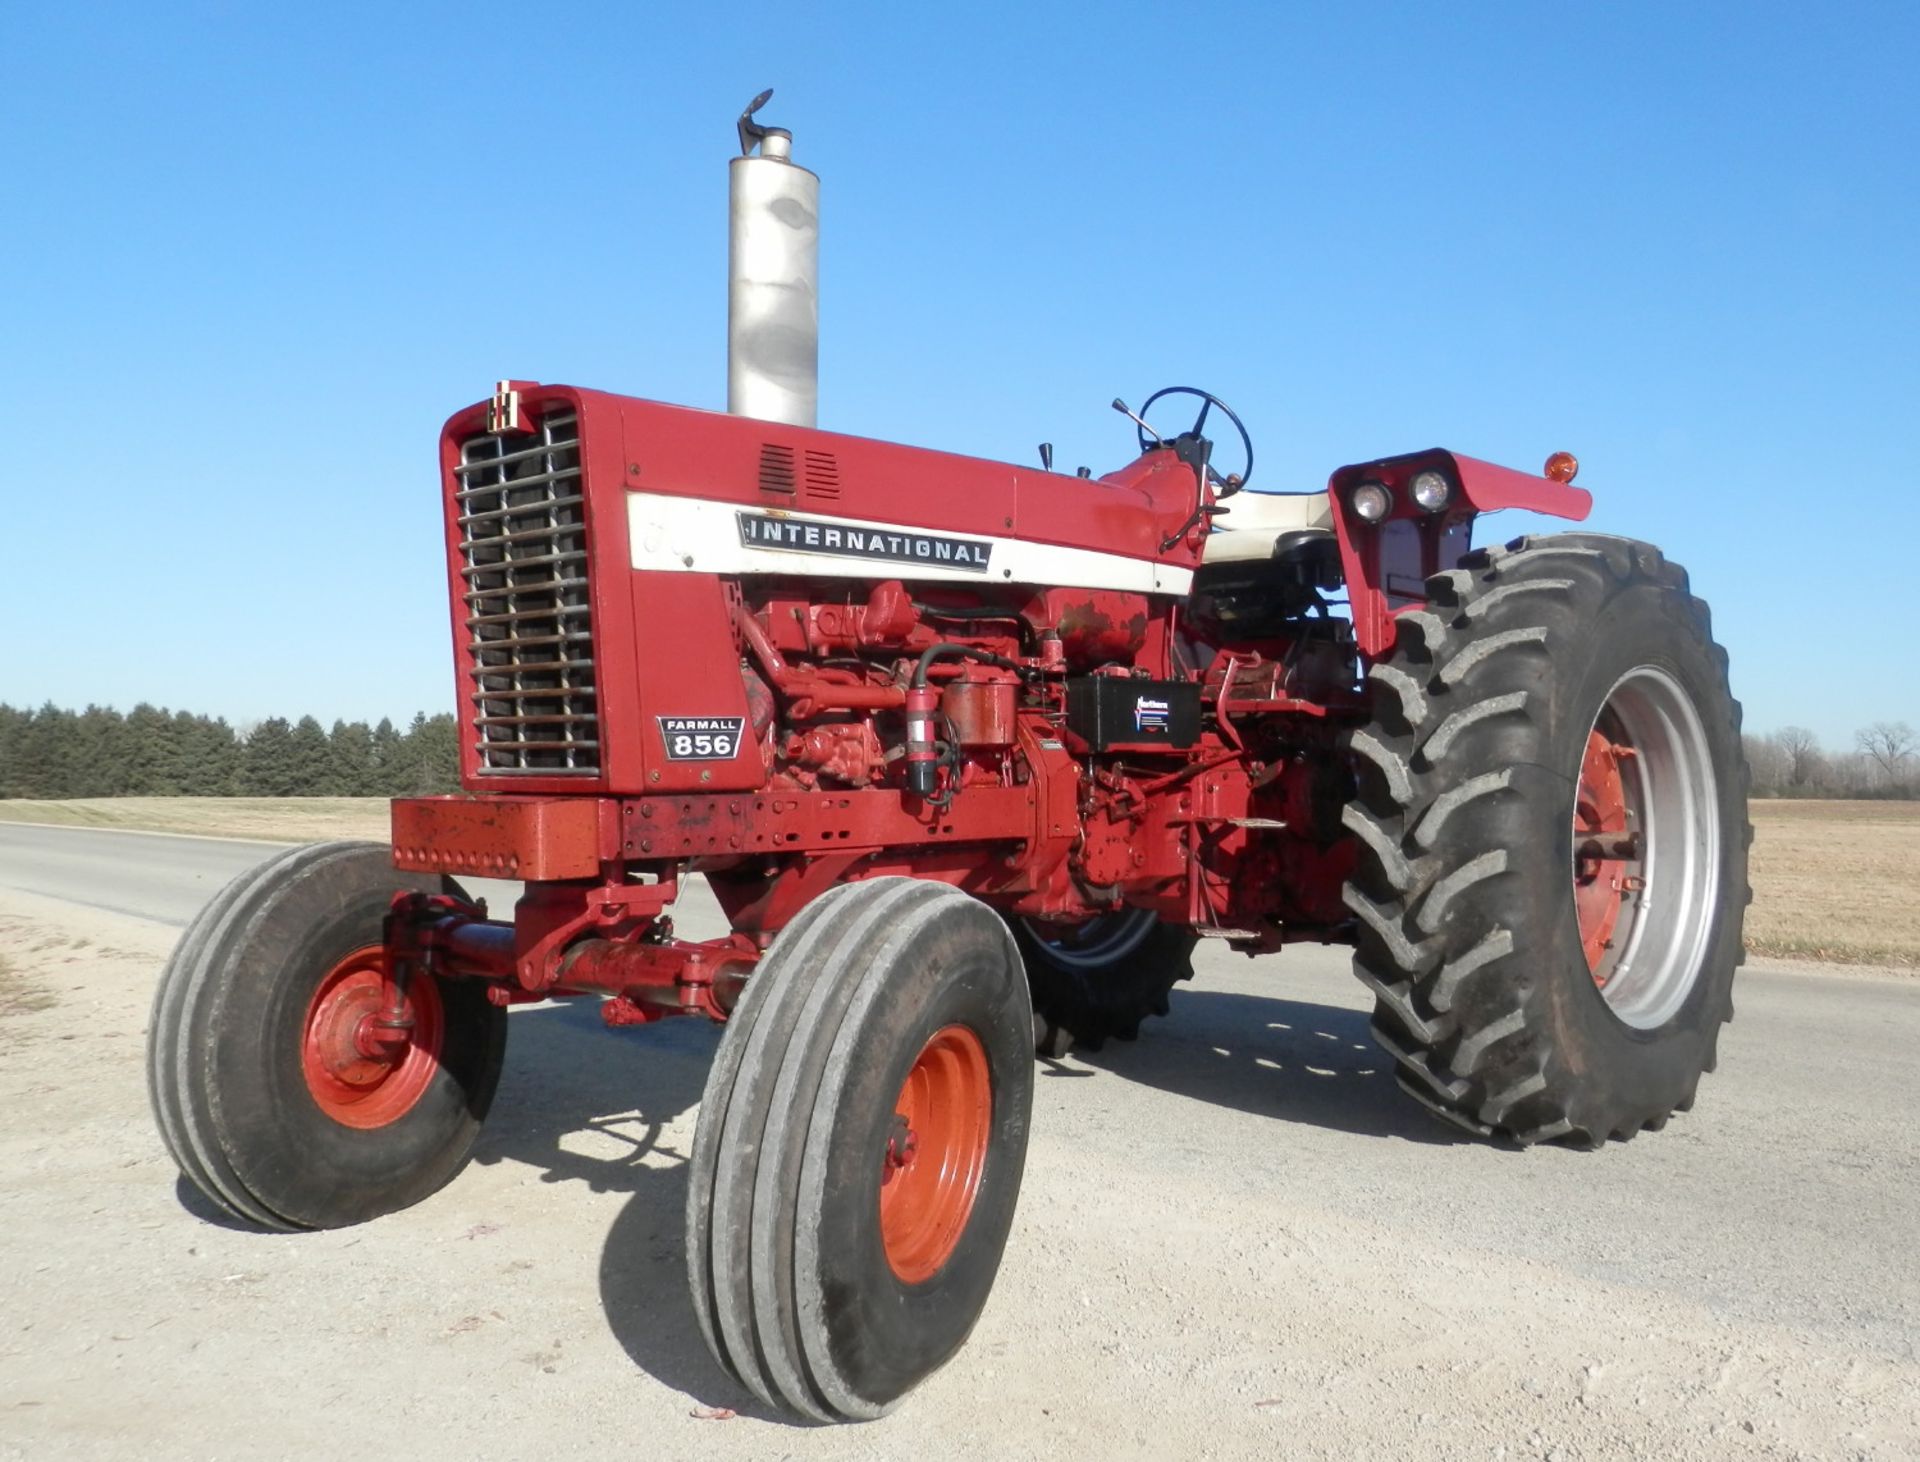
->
2;886;1916;1460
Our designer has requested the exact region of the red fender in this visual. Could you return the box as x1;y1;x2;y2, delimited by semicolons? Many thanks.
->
1326;449;1592;657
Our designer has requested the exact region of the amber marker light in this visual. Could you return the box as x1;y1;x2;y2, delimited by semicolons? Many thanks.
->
1544;451;1580;483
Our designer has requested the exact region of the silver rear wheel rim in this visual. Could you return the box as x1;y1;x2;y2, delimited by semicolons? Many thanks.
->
1582;664;1722;1030
1020;907;1158;971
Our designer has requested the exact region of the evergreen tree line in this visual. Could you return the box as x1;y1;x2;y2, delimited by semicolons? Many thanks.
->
0;703;461;799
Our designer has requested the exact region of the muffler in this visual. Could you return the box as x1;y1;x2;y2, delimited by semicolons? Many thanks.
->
728;89;819;428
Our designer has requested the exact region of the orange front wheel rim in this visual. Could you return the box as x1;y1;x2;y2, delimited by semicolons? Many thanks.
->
300;945;444;1130
878;1024;993;1285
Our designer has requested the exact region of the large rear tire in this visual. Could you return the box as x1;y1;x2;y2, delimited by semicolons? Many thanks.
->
1344;535;1750;1145
686;878;1033;1421
1010;909;1196;1055
146;841;508;1229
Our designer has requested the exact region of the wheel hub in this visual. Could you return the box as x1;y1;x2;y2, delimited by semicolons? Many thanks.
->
878;1024;991;1285
300;946;444;1129
1573;726;1643;980
882;1112;919;1176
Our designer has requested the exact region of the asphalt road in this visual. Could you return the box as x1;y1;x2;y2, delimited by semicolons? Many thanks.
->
5;819;1916;1350
3;822;1917;1456
0;822;533;929
0;823;297;926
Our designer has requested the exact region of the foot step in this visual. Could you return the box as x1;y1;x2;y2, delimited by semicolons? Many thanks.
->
1227;818;1287;829
1195;927;1262;940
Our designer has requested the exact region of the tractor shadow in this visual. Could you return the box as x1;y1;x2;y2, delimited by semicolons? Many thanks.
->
1061;986;1472;1147
173;1174;266;1230
463;999;779;1419
458;983;1470;1419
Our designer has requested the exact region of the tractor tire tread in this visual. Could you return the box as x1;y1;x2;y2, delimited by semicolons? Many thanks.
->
1009;914;1196;1054
688;879;1033;1422
147;841;504;1230
1345;533;1750;1145
151;841;388;1229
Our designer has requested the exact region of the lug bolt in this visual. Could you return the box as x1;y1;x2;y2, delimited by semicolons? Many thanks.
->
882;1113;918;1180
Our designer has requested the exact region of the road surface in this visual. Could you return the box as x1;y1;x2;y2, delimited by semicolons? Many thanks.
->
0;822;299;925
0;822;533;928
1;822;1915;1458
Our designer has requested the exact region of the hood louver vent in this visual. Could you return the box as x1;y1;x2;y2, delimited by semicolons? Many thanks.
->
803;449;841;501
758;443;797;494
757;442;840;501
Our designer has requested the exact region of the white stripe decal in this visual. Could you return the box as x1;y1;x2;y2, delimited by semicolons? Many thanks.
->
625;492;1193;595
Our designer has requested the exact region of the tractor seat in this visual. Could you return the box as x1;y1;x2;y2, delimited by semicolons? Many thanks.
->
1201;491;1335;565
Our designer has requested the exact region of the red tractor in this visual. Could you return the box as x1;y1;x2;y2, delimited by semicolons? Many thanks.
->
147;102;1748;1422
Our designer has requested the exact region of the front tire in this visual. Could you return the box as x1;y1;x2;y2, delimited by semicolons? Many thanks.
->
686;878;1033;1421
1344;535;1750;1145
146;841;508;1229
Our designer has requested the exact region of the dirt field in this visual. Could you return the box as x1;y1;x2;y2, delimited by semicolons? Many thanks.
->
3;796;1916;971
1747;800;1920;968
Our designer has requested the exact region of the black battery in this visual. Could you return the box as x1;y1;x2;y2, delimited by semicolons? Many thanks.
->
1064;677;1201;752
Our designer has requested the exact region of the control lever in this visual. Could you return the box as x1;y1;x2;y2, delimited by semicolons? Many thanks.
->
1111;397;1163;442
1160;500;1230;553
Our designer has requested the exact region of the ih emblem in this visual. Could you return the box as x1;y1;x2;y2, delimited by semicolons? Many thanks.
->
487;379;529;434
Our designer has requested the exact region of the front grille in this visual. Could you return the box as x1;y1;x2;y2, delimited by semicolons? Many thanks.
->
455;411;599;774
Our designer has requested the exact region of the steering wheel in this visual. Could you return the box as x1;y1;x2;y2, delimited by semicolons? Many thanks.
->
1135;386;1253;493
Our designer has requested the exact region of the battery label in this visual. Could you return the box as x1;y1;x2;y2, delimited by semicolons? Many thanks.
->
1133;697;1171;735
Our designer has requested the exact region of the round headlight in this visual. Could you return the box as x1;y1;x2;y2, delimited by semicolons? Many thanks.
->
1350;481;1391;522
1409;469;1452;512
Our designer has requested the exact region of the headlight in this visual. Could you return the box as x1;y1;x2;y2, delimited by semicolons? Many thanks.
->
1409;469;1451;512
1349;481;1391;522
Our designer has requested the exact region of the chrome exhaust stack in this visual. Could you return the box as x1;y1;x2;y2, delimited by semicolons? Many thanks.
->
728;90;819;428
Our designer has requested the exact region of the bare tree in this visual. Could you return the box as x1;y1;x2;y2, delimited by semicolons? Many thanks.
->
1776;726;1822;787
1855;721;1916;787
1743;734;1786;795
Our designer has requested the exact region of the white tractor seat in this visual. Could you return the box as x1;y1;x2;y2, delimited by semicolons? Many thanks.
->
1201;491;1335;565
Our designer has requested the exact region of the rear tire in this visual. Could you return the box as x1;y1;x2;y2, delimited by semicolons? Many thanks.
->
1344;535;1750;1145
146;841;508;1229
686;878;1033;1421
1010;909;1196;1054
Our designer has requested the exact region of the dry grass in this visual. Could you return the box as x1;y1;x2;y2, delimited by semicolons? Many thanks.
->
0;796;390;843
1747;801;1920;969
2;796;1915;970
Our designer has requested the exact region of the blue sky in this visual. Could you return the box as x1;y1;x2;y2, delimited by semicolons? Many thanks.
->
3;2;1914;750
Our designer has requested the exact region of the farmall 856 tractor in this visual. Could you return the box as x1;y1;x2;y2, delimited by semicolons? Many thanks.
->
149;97;1749;1421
